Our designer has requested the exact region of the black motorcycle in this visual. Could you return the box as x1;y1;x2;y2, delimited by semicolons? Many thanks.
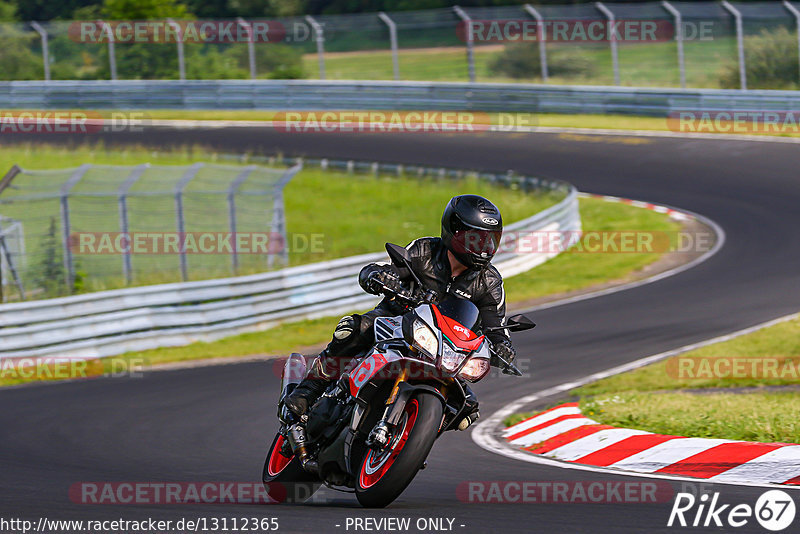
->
263;243;534;508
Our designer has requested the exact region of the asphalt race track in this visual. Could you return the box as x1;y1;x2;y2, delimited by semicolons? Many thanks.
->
2;128;799;533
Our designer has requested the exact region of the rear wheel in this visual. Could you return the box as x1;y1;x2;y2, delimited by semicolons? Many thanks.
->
262;433;320;504
355;393;443;508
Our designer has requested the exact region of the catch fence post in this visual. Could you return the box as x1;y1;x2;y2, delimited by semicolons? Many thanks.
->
661;1;686;88
60;164;91;293
722;1;747;90
117;164;148;285
595;2;620;86
523;5;548;81
174;163;203;281
453;6;476;83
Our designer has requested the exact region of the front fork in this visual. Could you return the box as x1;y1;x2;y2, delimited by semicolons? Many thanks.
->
365;369;450;451
366;368;409;449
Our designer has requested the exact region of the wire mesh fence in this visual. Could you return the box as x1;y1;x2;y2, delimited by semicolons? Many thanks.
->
0;163;299;301
1;2;800;89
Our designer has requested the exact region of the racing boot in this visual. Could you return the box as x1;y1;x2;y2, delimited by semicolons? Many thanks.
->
284;314;361;416
283;350;335;416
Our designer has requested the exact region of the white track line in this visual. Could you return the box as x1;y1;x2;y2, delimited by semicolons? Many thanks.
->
501;405;581;437
545;429;650;462
145;119;800;145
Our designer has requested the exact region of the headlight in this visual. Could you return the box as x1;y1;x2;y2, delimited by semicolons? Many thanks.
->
441;343;466;372
413;320;439;356
458;357;491;382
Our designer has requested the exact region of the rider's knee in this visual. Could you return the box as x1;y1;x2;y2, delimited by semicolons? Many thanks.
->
332;315;360;343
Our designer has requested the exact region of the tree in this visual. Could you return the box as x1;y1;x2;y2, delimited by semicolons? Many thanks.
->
33;217;66;297
102;0;190;19
0;0;16;21
15;0;98;22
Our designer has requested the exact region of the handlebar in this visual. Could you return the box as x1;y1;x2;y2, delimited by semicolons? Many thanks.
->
485;338;523;376
377;280;432;308
381;278;524;377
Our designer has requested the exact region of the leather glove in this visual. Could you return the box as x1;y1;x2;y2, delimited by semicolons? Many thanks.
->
490;338;516;368
359;265;401;295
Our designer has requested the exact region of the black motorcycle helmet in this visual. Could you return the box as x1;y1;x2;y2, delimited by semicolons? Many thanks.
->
441;195;503;269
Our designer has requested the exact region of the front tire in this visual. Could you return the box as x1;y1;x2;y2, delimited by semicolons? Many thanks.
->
355;393;443;508
262;433;320;504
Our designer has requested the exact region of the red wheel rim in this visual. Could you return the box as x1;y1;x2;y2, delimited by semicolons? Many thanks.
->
267;435;294;477
358;399;419;489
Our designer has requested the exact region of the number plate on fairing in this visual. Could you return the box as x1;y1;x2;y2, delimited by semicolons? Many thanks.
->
348;351;402;397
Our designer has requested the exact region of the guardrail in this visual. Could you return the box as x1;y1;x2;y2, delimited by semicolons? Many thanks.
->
1;80;799;116
0;160;579;361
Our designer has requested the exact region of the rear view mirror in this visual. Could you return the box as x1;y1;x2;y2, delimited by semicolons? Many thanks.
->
385;242;422;286
506;314;536;332
386;242;411;265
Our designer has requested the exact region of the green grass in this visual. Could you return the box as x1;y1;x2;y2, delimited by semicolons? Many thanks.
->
504;196;680;302
283;169;562;264
573;317;800;395
580;392;800;444
506;317;800;443
302;38;741;88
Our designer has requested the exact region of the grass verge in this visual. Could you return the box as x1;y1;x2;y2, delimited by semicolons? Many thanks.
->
138;109;800;139
0;196;681;387
507;316;800;444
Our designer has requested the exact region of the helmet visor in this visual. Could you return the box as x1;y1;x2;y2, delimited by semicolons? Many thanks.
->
450;227;502;261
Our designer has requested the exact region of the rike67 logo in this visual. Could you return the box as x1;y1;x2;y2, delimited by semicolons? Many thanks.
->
668;490;796;531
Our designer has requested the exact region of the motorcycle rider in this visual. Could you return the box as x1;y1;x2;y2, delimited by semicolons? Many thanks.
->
284;194;517;430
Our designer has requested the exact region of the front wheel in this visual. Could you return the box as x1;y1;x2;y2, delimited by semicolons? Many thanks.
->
262;433;321;504
355;393;443;508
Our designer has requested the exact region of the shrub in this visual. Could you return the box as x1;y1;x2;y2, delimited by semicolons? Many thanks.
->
719;27;799;89
224;43;306;79
0;26;43;81
33;217;66;298
488;42;596;80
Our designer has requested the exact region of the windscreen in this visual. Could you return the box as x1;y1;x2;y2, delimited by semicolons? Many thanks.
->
436;295;480;331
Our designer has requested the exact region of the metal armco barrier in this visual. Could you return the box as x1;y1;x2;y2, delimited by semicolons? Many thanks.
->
0;179;579;361
1;80;798;117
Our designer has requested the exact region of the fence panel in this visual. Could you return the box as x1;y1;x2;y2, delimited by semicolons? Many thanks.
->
0;3;797;88
0;163;295;298
668;2;738;89
603;2;679;87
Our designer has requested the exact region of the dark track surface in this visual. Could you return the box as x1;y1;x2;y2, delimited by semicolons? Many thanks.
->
1;128;799;533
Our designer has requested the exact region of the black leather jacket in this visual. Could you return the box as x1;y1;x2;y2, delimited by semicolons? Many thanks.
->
359;237;510;345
